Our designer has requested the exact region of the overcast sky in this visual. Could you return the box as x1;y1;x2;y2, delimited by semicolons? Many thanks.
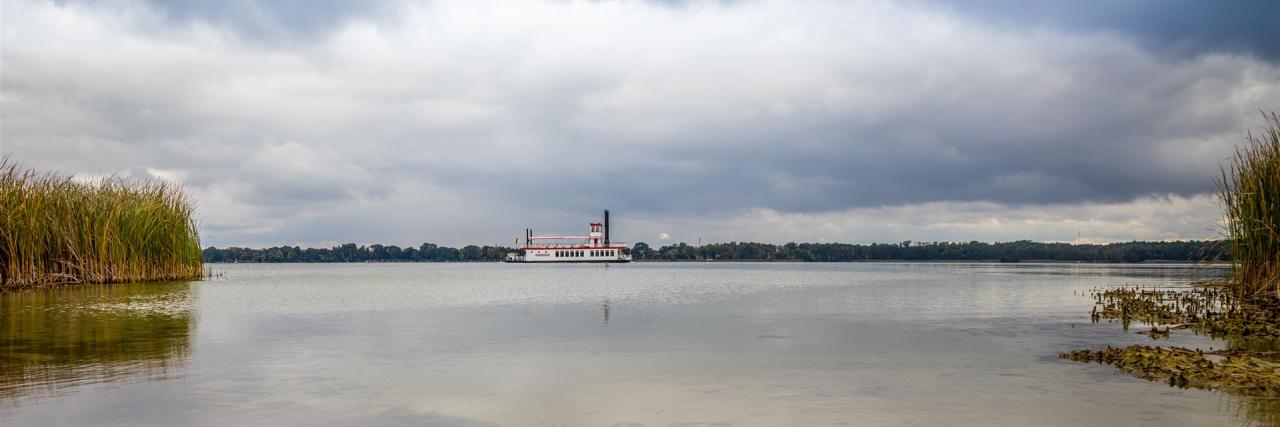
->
3;0;1278;248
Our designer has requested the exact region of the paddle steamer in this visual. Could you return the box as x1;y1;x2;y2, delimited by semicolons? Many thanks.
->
504;210;631;263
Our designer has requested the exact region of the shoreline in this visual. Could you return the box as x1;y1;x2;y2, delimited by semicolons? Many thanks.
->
196;259;1230;265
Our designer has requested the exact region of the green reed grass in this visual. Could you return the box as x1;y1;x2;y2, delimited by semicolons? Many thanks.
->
0;157;202;288
1219;112;1280;296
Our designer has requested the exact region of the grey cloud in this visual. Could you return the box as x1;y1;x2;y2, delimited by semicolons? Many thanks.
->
460;53;1271;214
917;0;1280;61
56;0;394;44
621;194;1226;246
4;0;1277;246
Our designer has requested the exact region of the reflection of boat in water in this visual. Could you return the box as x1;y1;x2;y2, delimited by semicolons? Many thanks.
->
0;282;194;405
505;210;632;263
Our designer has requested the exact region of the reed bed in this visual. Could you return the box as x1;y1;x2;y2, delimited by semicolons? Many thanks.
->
0;157;202;288
1220;112;1280;296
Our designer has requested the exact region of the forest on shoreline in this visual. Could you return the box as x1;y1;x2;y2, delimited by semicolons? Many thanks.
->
202;240;1226;264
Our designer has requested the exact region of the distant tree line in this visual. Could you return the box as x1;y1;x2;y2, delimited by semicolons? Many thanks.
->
204;240;1227;263
202;243;509;263
628;240;1227;263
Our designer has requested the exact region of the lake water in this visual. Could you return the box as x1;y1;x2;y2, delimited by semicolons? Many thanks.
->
1;262;1267;426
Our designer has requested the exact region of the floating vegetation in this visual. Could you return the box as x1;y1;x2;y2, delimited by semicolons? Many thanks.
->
1218;112;1280;296
1089;284;1280;339
0;157;203;288
1136;326;1173;340
1061;345;1280;397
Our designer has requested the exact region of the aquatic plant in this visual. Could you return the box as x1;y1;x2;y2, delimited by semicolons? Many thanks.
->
1219;112;1280;296
1061;345;1280;397
0;157;203;288
1089;285;1280;339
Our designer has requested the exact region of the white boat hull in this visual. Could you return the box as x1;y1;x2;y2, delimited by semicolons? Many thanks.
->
504;247;631;263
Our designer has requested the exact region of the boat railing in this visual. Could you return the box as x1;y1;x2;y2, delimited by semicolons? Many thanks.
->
521;242;630;249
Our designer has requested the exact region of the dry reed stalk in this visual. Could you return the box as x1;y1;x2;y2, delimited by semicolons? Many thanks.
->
1218;112;1280;296
0;157;202;288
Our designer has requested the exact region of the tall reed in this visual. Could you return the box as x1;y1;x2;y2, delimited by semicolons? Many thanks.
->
1219;112;1280;296
0;157;203;288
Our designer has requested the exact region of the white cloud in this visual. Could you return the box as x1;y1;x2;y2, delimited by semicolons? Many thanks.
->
2;0;1275;247
622;194;1224;245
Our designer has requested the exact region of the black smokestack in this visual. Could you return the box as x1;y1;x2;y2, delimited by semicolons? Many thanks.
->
604;209;610;245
